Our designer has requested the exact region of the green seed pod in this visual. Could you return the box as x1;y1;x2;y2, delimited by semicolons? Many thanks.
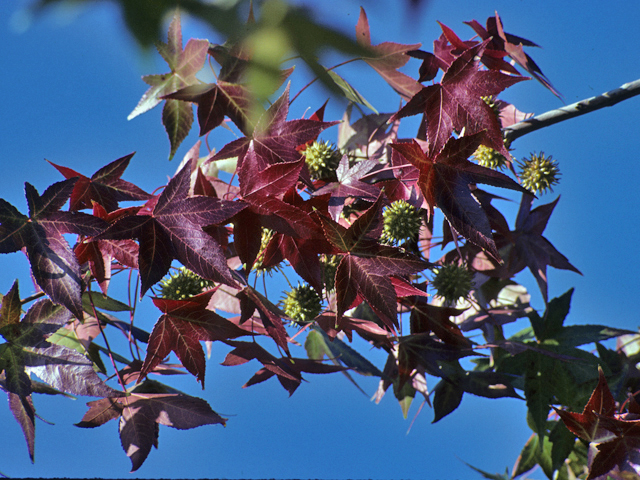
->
472;144;509;171
517;152;561;195
381;200;422;245
303;140;341;181
282;283;322;324
431;264;474;304
159;267;214;300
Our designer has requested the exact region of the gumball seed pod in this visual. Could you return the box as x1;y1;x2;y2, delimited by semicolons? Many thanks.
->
159;267;214;300
303;140;341;181
282;283;322;324
431;264;474;304
381;200;422;245
518;152;561;195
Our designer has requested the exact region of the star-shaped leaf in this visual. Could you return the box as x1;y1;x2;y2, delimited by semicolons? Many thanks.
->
141;290;252;387
355;7;422;100
319;195;428;330
498;194;582;302
0;282;119;460
392;41;527;159
95;159;247;296
165;41;294;138
127;12;209;158
211;84;338;196
391;134;529;260
221;340;345;396
76;382;226;472
0;179;108;318
47;153;150;212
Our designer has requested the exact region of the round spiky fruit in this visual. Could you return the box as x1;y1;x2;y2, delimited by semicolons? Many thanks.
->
431;264;474;304
159;267;214;300
321;254;340;292
303;140;341;181
282;283;322;324
482;95;502;121
473;144;509;171
381;200;422;245
517;152;561;195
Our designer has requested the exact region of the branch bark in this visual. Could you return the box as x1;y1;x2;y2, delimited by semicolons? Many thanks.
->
504;79;640;144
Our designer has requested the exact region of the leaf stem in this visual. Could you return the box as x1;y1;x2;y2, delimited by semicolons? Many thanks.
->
504;78;640;143
87;288;128;393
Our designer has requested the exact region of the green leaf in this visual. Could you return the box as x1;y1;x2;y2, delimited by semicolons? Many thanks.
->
550;420;576;473
432;379;463;423
316;328;382;376
462;461;511;480
327;70;378;113
551;325;635;348
82;292;132;312
304;329;328;360
536;433;554;479
394;379;415;419
513;433;539;478
163;98;194;160
541;288;573;339
522;350;553;437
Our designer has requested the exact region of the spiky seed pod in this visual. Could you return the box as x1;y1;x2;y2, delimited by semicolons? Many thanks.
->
517;152;561;195
282;283;322;324
381;200;422;245
321;254;340;292
159;267;214;300
431;264;474;304
252;228;276;273
303;140;341;181
472;144;509;171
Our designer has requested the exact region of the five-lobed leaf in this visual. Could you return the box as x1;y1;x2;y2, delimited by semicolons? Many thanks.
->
0;179;108;318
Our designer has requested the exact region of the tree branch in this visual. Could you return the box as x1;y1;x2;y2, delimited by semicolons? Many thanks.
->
504;79;640;143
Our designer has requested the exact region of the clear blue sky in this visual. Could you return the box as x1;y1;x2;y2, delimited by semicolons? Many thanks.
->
1;0;639;478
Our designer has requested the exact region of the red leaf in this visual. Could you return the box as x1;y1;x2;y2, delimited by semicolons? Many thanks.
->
356;7;422;100
0;180;108;318
392;41;527;158
77;389;226;472
142;291;252;386
95;159;246;296
391;135;529;260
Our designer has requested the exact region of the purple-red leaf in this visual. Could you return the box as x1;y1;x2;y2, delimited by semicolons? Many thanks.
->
95;159;247;296
0;179;108;318
141;291;251;387
392;41;527;158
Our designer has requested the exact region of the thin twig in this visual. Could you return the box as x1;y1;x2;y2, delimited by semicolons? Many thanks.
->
504;78;640;144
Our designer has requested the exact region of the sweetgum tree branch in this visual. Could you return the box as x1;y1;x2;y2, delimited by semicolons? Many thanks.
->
504;78;640;143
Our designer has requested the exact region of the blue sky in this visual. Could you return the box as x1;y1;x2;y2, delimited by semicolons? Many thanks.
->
1;0;639;478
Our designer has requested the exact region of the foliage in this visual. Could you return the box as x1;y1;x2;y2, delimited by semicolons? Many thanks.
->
2;2;640;477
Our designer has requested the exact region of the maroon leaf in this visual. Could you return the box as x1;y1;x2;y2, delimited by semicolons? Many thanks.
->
211;84;338;196
95;159;247;296
554;368;616;443
48;153;151;212
222;340;344;396
77;387;226;472
128;12;209;157
392;41;527;158
0;180;108;318
498;194;581;302
355;7;422;100
141;291;252;386
391;135;529;260
319;195;428;330
8;392;35;462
